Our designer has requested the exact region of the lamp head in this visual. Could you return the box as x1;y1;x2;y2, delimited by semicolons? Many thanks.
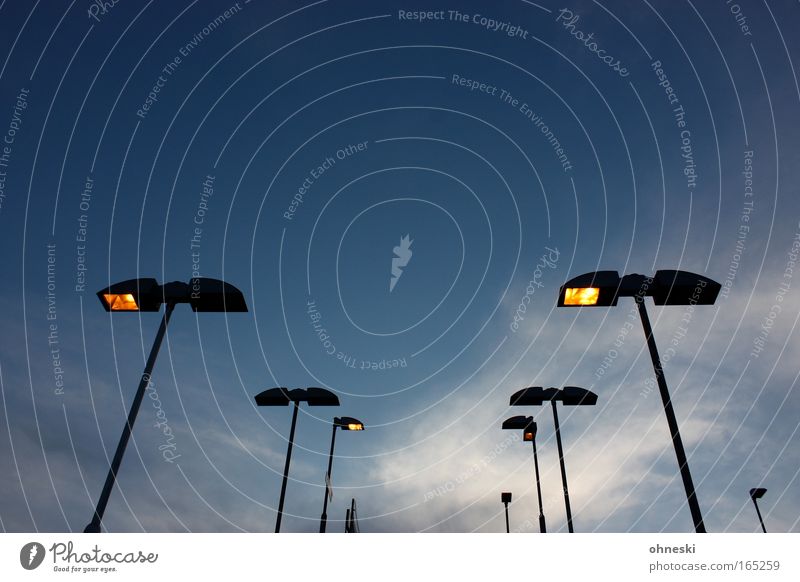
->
558;271;622;307
651;270;721;306
335;416;364;431
558;270;721;308
255;387;340;407
502;416;536;441
305;387;340;406
97;278;161;311
98;277;248;312
188;278;248;312
254;387;292;406
509;387;560;406
559;386;598;406
501;415;534;431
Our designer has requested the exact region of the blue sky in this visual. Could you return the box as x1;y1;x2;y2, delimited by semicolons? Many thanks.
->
1;0;799;533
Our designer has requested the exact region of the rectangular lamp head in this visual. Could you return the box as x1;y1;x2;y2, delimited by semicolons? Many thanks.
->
559;386;598;406
189;278;248;312
652;270;721;306
558;271;622;307
97;278;161;312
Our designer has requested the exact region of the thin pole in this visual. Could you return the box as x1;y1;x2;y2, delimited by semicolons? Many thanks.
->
84;302;175;533
504;502;510;533
532;438;547;533
752;498;767;533
319;424;338;532
350;498;358;533
636;297;706;533
275;401;299;533
551;400;574;533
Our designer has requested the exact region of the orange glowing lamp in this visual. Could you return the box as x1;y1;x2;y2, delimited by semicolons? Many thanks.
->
102;293;139;311
334;416;365;431
558;271;623;307
562;287;600;306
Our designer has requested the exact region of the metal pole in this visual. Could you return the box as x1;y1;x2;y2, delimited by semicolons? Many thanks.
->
84;302;175;533
275;400;299;533
551;400;574;533
319;424;337;533
350;498;358;533
636;297;706;533
504;501;510;533
532;438;547;533
752;498;767;533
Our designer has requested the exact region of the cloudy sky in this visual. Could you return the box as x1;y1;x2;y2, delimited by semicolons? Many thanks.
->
1;0;799;534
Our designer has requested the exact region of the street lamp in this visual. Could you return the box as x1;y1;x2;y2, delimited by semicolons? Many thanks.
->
320;416;364;533
510;386;598;533
558;269;720;533
254;387;340;533
749;488;768;533
501;492;512;533
502;415;546;533
84;277;247;533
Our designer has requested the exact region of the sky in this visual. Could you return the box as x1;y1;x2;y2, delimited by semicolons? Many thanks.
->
0;0;799;534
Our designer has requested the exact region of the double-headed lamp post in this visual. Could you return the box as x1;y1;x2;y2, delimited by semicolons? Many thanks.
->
254;387;340;533
558;269;720;533
510;386;597;533
84;277;247;533
749;488;768;533
502;415;546;533
320;416;364;533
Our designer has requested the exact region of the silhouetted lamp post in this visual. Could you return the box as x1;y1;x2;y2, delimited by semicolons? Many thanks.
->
558;269;720;533
255;387;339;533
84;277;246;533
320;416;364;533
502;415;546;533
501;492;512;533
510;386;597;533
749;487;768;533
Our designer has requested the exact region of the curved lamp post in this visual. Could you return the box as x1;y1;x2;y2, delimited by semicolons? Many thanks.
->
502;415;546;533
558;269;720;533
84;277;246;533
510;386;597;533
255;387;339;533
320;416;364;533
749;487;768;533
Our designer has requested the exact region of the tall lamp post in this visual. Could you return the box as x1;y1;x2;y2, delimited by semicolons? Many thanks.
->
749;488;768;533
558;269;720;533
501;492;512;533
84;277;247;533
255;387;340;533
320;416;364;533
502;415;546;533
510;386;597;533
